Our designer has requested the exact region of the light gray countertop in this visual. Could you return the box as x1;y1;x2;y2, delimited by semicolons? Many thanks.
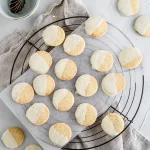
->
0;0;150;149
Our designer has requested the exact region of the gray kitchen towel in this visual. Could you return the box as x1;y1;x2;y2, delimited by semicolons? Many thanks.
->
0;0;150;150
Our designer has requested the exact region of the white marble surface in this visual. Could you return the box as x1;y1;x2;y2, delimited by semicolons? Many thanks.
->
0;0;150;149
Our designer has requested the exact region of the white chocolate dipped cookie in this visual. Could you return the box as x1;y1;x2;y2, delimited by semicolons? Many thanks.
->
101;113;124;136
26;103;50;125
63;34;85;56
29;51;52;74
134;16;150;36
55;58;77;80
42;25;65;46
53;89;74;111
75;74;98;97
102;73;126;97
49;123;72;147
118;0;140;16
85;16;108;38
12;82;34;104
2;127;24;149
90;50;114;72
119;47;142;69
25;144;43;150
75;103;97;126
33;74;55;96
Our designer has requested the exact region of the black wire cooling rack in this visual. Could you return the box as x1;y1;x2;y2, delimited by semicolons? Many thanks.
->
9;16;144;149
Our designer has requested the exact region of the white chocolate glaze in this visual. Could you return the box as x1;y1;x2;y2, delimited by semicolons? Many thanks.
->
33;75;47;96
42;25;58;46
118;0;133;16
55;58;68;79
29;52;49;74
90;50;107;71
12;83;27;102
26;103;47;124
49;126;69;147
53;89;69;109
25;144;42;150
75;74;91;96
2;129;18;149
134;16;150;35
63;34;84;53
75;103;88;125
101;115;118;136
102;73;117;96
119;47;141;65
85;16;104;35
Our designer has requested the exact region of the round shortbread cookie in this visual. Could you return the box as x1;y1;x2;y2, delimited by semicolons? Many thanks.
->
134;16;150;36
75;103;97;126
42;25;65;46
25;144;43;150
118;0;140;16
12;82;34;104
49;123;72;147
55;58;77;80
90;50;114;72
101;113;124;136
75;74;98;97
26;103;50;125
29;51;52;74
2;127;24;149
63;34;85;56
85;16;108;38
102;73;126;97
53;89;74;111
119;47;142;69
33;74;55;96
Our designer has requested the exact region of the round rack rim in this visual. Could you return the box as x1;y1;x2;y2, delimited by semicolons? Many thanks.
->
9;16;144;149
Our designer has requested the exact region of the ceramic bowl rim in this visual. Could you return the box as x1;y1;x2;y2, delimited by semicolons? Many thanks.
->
0;0;40;20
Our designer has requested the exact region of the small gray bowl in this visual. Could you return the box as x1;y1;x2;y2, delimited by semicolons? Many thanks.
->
0;0;40;20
